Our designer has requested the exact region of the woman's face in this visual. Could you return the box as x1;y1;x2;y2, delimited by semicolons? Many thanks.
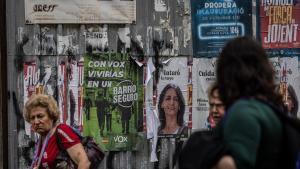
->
29;106;54;135
161;88;179;117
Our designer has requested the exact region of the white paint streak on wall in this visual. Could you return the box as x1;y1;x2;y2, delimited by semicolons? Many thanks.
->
33;33;40;55
146;26;153;55
173;36;179;54
117;26;131;49
136;35;144;49
183;0;191;48
17;27;24;43
252;0;257;37
183;19;191;48
154;0;167;12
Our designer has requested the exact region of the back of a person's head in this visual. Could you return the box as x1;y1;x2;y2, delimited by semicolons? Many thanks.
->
216;36;281;108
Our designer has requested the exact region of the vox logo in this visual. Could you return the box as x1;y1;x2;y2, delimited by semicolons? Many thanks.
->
113;135;128;143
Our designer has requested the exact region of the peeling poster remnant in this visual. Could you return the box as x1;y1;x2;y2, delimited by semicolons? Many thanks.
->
57;34;79;55
85;25;109;53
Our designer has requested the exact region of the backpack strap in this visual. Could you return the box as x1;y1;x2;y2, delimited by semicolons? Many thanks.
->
55;124;83;148
54;126;78;169
255;98;300;132
55;127;68;154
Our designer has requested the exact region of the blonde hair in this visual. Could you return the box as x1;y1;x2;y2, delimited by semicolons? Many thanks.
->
23;94;60;123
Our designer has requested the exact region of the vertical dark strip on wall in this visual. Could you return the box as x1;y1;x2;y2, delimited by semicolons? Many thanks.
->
0;0;8;168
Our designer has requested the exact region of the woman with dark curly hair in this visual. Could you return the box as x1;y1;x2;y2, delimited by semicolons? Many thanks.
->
213;36;284;169
157;83;188;136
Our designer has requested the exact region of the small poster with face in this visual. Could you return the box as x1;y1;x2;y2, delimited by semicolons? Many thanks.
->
269;56;300;117
156;57;189;138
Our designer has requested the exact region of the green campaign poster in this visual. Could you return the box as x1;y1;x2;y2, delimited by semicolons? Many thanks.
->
83;53;143;151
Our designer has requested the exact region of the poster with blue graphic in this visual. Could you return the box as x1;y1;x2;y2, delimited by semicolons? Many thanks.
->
191;0;252;58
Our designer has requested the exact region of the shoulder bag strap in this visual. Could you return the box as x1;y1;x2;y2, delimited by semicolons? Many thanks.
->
55;126;68;154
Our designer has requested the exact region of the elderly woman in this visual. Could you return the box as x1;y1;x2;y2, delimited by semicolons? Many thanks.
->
207;83;225;129
23;94;90;169
157;83;188;136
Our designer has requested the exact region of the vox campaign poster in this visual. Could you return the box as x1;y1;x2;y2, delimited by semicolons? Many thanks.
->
83;53;143;151
191;0;252;57
259;0;300;49
192;58;217;130
156;57;189;138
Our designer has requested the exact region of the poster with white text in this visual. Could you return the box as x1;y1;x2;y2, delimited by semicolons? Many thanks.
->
83;53;143;151
192;58;217;130
260;0;300;49
191;0;252;57
156;57;189;138
25;0;136;24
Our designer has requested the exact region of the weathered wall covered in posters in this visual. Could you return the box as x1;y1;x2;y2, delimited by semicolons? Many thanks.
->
5;0;300;169
7;0;192;168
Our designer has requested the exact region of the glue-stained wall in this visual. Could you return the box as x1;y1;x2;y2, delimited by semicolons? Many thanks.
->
6;0;192;169
5;0;300;169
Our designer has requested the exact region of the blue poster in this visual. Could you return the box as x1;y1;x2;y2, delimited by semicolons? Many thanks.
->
191;0;253;58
